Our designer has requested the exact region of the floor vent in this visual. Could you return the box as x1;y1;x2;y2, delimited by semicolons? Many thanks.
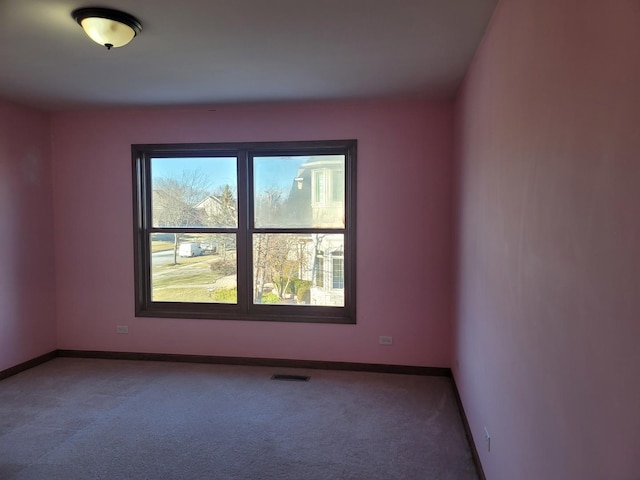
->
271;374;310;382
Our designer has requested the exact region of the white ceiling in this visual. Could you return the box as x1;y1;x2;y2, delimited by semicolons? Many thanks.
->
0;0;497;111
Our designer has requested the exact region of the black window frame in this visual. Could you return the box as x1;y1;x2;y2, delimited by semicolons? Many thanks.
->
132;140;357;324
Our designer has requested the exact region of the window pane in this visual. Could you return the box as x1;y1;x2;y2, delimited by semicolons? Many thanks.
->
151;157;237;228
253;155;345;228
151;233;237;303
252;233;344;307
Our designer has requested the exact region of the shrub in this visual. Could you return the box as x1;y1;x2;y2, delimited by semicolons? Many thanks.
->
260;292;280;304
209;288;237;303
296;284;311;304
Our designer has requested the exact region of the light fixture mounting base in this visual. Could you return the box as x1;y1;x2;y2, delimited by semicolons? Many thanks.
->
71;7;143;35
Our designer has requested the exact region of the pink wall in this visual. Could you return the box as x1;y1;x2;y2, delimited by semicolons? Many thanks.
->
51;100;454;367
0;100;57;371
455;1;640;479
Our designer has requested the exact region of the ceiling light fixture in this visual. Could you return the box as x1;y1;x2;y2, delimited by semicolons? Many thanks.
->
72;7;142;50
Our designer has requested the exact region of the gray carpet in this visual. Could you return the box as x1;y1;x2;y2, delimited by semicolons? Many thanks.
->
0;358;478;480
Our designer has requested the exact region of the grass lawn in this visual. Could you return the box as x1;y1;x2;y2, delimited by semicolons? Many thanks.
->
152;286;216;303
151;241;176;253
151;255;236;303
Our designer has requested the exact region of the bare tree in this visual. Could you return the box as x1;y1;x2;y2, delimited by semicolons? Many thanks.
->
199;183;238;228
255;187;283;227
253;187;281;301
309;234;325;287
252;234;298;302
153;169;211;264
202;184;238;263
267;235;298;300
253;233;270;303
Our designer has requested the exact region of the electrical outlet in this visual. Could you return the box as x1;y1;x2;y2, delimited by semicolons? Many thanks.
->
484;427;491;452
379;336;393;345
116;325;129;334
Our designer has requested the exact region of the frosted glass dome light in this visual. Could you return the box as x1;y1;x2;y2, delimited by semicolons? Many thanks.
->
72;8;142;50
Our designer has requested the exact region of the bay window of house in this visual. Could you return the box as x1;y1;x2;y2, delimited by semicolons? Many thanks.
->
332;254;345;289
132;140;356;323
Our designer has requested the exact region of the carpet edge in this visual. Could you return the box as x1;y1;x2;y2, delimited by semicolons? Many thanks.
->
0;351;57;381
55;349;451;377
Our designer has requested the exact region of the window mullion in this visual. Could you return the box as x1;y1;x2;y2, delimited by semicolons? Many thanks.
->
236;150;250;312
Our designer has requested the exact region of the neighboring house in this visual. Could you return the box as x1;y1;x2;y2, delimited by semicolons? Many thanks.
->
307;240;345;307
195;195;221;218
285;156;346;306
152;190;236;229
195;195;223;223
195;194;237;227
152;189;205;228
285;156;345;229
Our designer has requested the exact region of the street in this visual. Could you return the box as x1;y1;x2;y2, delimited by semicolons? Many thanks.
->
152;249;175;266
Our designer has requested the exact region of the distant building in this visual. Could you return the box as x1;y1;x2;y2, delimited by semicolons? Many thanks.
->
285;156;345;228
195;194;237;227
152;189;203;227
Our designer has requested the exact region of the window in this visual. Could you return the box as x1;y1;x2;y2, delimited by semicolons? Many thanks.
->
312;170;326;204
332;255;344;289
132;140;356;323
331;170;344;202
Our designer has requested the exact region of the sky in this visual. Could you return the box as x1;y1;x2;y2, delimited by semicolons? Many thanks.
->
151;156;306;196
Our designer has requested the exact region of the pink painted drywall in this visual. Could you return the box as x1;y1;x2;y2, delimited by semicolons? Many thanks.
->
0;100;56;371
51;100;454;367
455;1;640;479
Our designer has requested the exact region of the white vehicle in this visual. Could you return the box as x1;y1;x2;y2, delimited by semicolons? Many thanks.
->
200;242;217;254
178;242;203;257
